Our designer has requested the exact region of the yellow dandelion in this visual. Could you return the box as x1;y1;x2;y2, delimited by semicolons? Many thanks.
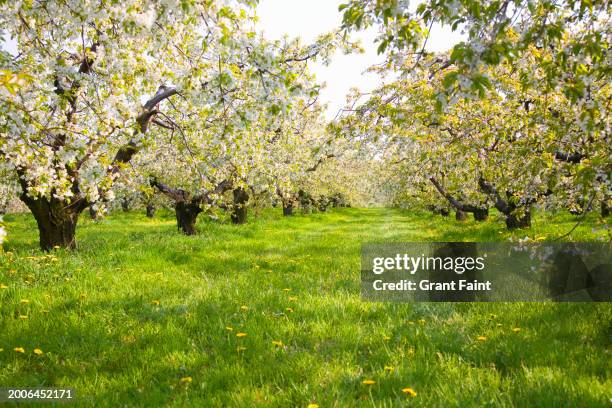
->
79;293;87;299
307;404;319;408
383;335;391;341
240;305;248;311
236;332;247;338
407;347;415;355
19;315;28;320
496;323;503;327
0;284;8;289
225;326;234;331
20;299;29;304
402;387;417;397
272;340;284;347
477;336;487;341
512;327;521;333
180;376;192;384
282;288;292;292
362;379;376;385
490;314;497;319
33;348;43;355
285;307;294;313
288;296;298;301
418;319;425;324
53;245;60;249
14;347;25;353
151;300;160;306
384;365;394;372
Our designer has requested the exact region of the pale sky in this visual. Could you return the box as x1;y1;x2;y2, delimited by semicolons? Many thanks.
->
256;0;463;119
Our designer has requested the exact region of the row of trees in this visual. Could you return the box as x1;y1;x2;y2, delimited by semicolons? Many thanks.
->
1;0;609;249
335;0;610;229
0;0;369;250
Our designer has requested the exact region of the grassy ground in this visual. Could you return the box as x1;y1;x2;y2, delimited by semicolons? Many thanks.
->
0;208;610;407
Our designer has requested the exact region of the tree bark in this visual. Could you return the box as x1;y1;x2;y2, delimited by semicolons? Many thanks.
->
473;208;489;221
20;194;84;251
146;204;156;218
455;210;468;221
505;208;532;229
121;198;131;212
231;188;249;225
89;205;97;221
175;202;201;235
283;201;294;216
602;201;610;218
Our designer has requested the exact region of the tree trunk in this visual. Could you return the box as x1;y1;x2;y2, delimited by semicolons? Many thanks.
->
231;188;249;225
506;209;531;229
283;201;294;216
175;202;201;235
20;195;82;251
602;201;610;218
473;208;489;221
121;198;131;212
455;210;468;221
146;204;156;218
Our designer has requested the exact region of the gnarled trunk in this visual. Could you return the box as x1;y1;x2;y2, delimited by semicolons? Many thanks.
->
602;201;610;218
506;210;531;229
20;195;84;251
175;202;201;235
283;201;294;216
473;208;489;221
231;188;249;225
146;204;156;218
455;210;468;221
121;198;131;212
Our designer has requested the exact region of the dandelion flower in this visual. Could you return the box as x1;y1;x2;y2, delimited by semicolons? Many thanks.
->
240;305;248;311
19;315;28;320
362;379;376;385
496;323;502;327
477;336;487;341
180;377;192;384
14;347;25;353
282;288;291;292
151;300;160;306
383;335;391;341
402;387;417;397
0;284;8;289
33;348;43;355
285;307;294;313
288;296;298;301
384;366;394;372
272;340;284;347
512;328;521;333
20;299;29;304
307;404;319;408
226;327;234;331
236;332;247;338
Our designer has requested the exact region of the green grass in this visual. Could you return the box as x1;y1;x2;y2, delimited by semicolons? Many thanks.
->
0;208;610;407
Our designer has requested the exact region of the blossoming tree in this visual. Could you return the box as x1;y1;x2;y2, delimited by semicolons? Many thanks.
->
0;0;281;249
